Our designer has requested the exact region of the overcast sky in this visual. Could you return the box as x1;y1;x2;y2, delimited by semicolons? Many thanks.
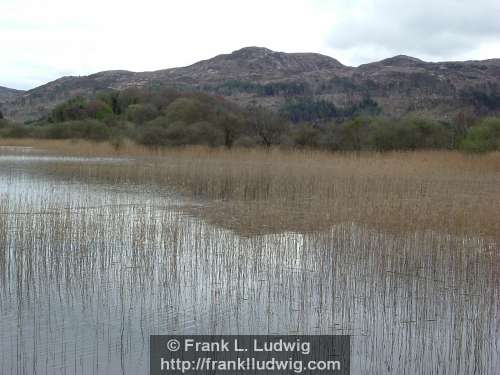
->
1;0;499;90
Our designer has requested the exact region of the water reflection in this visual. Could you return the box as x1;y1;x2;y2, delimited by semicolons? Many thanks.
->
0;151;498;374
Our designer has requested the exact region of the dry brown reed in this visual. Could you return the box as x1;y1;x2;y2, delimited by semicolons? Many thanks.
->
2;138;500;239
1;139;499;374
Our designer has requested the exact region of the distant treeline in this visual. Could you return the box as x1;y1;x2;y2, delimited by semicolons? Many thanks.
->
0;87;499;153
208;80;309;97
207;80;381;122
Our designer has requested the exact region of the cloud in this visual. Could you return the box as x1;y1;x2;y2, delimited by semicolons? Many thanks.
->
0;0;331;89
0;0;499;89
326;0;500;64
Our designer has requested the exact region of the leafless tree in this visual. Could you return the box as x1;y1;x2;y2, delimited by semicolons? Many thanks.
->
248;106;289;147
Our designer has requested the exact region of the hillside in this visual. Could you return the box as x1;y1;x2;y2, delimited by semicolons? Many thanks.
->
0;86;24;105
1;47;500;122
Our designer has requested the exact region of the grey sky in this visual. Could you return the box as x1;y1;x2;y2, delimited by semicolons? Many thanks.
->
1;0;499;90
327;0;500;63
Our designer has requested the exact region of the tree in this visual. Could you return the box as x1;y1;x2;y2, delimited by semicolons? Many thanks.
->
342;96;382;118
115;88;145;115
164;97;210;124
50;97;87;122
149;88;180;111
0;109;3;119
371;117;454;151
97;90;120;115
291;123;322;148
187;121;224;146
85;100;113;120
213;110;243;148
280;98;338;123
248;106;288;147
460;117;500;153
460;83;500;113
337;117;371;151
126;104;159;125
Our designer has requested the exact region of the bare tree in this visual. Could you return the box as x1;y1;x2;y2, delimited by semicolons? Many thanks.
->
214;109;243;148
248;106;288;147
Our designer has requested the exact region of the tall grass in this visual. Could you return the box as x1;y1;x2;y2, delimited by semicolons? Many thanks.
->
5;139;497;238
1;141;499;373
0;191;498;373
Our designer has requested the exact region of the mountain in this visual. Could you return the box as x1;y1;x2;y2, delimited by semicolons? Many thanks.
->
0;86;24;105
2;47;500;122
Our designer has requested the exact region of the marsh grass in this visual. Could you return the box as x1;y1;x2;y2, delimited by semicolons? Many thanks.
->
0;191;498;373
1;141;499;373
5;139;498;238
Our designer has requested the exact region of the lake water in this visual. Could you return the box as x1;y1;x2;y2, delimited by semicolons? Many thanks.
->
0;148;498;374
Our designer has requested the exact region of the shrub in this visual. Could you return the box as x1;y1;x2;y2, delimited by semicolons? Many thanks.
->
187;121;224;146
141;121;225;147
77;120;112;141
164;98;211;125
1;124;32;138
42;123;74;139
41;120;111;141
116;88;145;114
233;135;259;148
50;97;87;122
50;98;114;123
126;104;159;125
407;118;454;149
96;91;121;115
85;100;113;120
291;123;322;148
148;88;180;111
137;125;170;147
333;117;373;151
371;117;453;151
162;121;191;146
144;116;169;129
460;117;500;153
19;86;500;151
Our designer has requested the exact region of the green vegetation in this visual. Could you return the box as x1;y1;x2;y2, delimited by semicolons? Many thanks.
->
370;117;454;151
280;98;338;122
209;80;308;96
279;96;381;123
461;83;500;112
1;87;499;153
460;117;500;153
49;97;112;122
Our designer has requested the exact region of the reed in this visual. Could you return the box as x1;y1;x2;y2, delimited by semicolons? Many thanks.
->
1;141;499;373
5;139;497;238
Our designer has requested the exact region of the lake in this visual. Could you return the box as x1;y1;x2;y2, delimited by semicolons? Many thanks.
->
0;147;498;374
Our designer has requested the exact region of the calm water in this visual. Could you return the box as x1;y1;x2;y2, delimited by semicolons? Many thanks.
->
0;148;498;374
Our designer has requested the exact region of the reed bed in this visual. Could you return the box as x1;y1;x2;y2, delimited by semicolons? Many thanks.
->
0;140;499;374
0;192;498;374
7;139;498;238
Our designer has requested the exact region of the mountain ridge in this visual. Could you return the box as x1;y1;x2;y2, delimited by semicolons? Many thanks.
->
0;86;25;105
2;47;500;122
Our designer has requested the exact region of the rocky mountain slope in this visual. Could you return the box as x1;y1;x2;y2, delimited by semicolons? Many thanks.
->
1;47;500;122
0;86;24;105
